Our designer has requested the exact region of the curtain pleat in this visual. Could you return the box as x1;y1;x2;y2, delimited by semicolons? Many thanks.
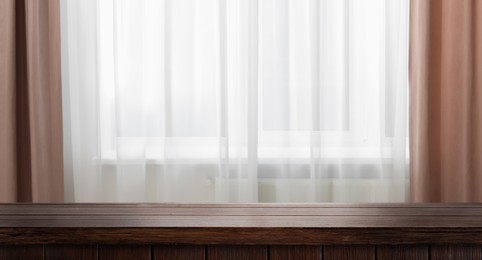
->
0;0;63;202
410;0;482;202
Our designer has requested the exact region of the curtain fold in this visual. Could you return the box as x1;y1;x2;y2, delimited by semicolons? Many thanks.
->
410;0;482;202
0;0;63;202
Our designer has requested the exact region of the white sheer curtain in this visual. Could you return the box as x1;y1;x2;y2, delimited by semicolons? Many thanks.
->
61;0;409;203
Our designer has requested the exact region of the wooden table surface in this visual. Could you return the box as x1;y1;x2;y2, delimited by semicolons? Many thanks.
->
1;203;481;244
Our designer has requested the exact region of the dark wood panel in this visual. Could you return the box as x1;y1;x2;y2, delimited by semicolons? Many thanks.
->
2;205;482;245
324;245;374;260
0;245;43;260
4;204;482;228
207;245;267;260
5;227;482;245
2;244;482;260
376;245;428;260
269;245;321;260
431;244;482;260
153;245;204;260
99;245;150;260
45;245;97;260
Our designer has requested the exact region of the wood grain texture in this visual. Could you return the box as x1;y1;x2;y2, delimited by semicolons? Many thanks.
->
323;245;375;260
2;204;482;228
45;245;97;260
376;245;429;260
431;244;482;260
269;245;321;260
4;227;482;245
207;245;267;260
2;205;482;245
0;245;43;260
99;245;150;260
153;245;205;260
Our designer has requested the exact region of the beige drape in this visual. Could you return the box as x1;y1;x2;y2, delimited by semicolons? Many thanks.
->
410;0;482;202
0;0;63;202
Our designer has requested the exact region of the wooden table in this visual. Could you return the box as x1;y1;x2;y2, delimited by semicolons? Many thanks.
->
1;204;481;259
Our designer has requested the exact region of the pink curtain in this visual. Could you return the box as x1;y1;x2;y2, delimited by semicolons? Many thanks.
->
0;0;63;202
410;0;482;202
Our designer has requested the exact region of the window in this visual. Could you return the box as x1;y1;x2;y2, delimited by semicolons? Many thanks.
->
61;0;409;203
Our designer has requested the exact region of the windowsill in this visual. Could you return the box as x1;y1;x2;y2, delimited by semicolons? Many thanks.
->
96;156;410;180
